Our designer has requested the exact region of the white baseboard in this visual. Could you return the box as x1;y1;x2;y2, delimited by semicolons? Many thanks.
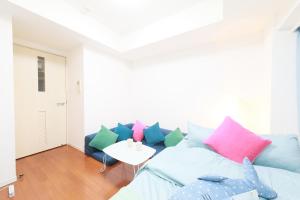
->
0;176;17;188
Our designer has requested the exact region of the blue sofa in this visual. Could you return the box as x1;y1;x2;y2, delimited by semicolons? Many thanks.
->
84;123;174;166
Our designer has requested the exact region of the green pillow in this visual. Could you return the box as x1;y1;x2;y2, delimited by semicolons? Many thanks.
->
164;128;184;147
89;125;118;150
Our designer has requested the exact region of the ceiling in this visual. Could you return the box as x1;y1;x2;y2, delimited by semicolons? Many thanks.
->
63;0;200;34
7;0;300;60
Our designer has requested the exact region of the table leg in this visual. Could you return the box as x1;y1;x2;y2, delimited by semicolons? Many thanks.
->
133;165;136;176
132;164;141;178
99;154;106;173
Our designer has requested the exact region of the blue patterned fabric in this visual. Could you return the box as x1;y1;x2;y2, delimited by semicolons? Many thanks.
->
169;158;277;200
243;158;277;199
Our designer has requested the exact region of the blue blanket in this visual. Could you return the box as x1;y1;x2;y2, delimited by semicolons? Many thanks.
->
111;143;300;200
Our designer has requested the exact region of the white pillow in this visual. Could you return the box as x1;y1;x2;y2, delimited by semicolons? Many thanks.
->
187;122;214;148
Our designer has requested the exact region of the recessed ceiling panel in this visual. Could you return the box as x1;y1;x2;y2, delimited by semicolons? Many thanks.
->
63;0;200;34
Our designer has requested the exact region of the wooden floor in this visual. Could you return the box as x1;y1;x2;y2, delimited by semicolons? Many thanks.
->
0;146;133;200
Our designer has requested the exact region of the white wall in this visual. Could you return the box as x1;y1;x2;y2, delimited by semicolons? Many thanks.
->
66;47;85;151
130;40;272;134
66;30;299;150
66;46;132;150
63;26;299;154
82;47;132;135
298;31;300;136
0;11;16;187
270;30;299;134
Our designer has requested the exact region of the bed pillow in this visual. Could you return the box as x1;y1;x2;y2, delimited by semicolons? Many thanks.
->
164;128;184;147
132;120;146;141
204;117;272;163
144;122;165;145
114;123;133;142
254;135;300;173
187;122;214;148
89;125;118;150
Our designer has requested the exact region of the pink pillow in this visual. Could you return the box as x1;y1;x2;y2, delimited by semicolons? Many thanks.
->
204;117;271;163
132;120;146;141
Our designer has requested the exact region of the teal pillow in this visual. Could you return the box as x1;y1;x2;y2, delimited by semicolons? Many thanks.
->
164;128;184;147
144;122;165;145
254;135;300;173
114;123;133;141
89;125;118;150
187;122;214;148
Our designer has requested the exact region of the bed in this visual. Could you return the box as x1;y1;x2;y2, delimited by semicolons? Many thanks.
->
110;139;300;200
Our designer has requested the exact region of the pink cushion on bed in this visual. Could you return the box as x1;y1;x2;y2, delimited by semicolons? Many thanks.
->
204;117;271;163
132;120;146;141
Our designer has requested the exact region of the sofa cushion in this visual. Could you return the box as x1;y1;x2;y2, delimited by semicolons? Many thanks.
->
85;133;98;155
204;117;271;163
92;151;118;166
164;128;184;147
144;141;166;156
115;123;133;141
89;125;118;150
144;122;165;145
160;128;172;136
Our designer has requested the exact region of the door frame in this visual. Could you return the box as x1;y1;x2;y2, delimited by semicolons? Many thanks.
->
13;43;68;158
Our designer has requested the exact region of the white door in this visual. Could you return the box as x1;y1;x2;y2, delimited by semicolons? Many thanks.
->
14;45;67;159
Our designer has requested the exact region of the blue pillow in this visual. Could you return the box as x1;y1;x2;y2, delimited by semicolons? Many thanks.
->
254;135;300;173
187;122;214;148
114;123;133;142
144;122;165;145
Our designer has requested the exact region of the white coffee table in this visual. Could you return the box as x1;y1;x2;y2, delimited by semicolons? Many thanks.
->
102;140;156;176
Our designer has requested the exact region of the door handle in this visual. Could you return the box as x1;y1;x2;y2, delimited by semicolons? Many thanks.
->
56;102;65;106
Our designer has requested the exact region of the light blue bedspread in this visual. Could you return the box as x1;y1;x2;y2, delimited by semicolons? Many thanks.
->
111;142;300;200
